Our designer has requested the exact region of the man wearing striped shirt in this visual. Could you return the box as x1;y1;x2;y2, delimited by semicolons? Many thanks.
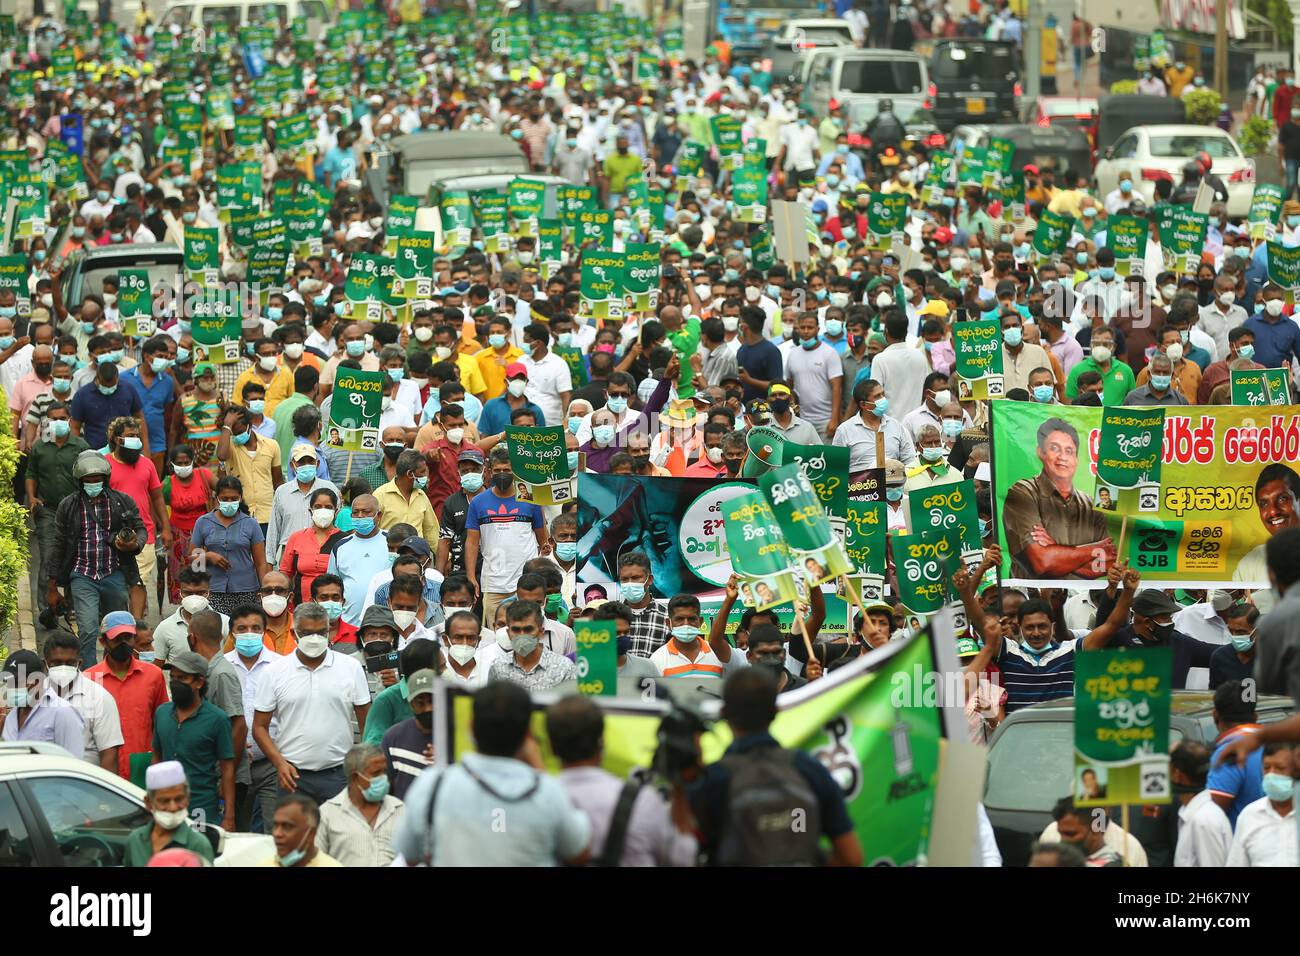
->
994;564;1140;712
649;594;747;682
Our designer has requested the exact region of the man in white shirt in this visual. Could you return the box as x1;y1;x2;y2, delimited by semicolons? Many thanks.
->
1226;743;1298;867
1198;274;1248;361
778;109;821;184
1172;591;1235;691
518;322;572;429
1172;742;1233;868
227;638;283;834
252;602;371;807
43;632;123;772
870;312;930;419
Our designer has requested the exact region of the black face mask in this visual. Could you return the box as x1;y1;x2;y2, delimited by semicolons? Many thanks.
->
118;444;141;465
724;457;742;476
770;398;791;416
724;389;743;404
491;472;514;492
107;640;134;662
1147;621;1175;643
383;443;404;461
414;710;433;731
170;679;197;709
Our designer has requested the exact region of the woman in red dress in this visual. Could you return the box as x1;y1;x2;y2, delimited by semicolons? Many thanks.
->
279;486;342;606
163;444;216;604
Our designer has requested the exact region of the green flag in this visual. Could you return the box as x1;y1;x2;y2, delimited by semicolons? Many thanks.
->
1032;209;1074;262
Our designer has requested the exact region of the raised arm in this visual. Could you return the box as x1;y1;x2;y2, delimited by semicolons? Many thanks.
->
1081;564;1138;650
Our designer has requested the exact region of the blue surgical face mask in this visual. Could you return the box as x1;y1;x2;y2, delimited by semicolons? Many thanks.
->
1003;327;1022;347
593;424;616;445
567;416;583;435
800;337;819;350
176;347;191;363
247;400;265;415
235;634;264;657
151;357;169;373
1263;771;1294;803
1099;266;1116;281
825;319;844;336
1075;251;1089;266
231;429;251;446
353;517;376;536
1033;384;1055;403
321;600;344;621
218;500;240;517
345;340;366;357
82;481;105;497
98;384;117;396
942;418;963;438
1238;344;1255;361
266;306;283;322
1289;215;1300;228
488;333;507;349
461;472;484;492
555;542;578;562
295;465;318;484
886;486;904;502
979;518;991;538
387;368;405;382
620;581;647;603
871;397;889;417
605;397;628;415
567;451;580;471
1150;373;1172;391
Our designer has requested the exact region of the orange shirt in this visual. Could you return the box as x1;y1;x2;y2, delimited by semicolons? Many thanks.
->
85;657;169;778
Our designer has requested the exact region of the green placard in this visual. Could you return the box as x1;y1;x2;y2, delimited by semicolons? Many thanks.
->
326;369;385;453
536;218;563;267
843;500;888;576
553;345;589;388
952;318;1004;381
957;145;988;188
227;206;260;249
117;269;155;338
278;115;312;154
507;178;546;236
1266;240;1300;304
922;151;953;205
1000;170;1026;222
893;528;956;614
1096;406;1164;489
558;185;596;226
730;164;768;224
907;479;981;556
474;191;510;253
395;231;438;297
781;443;850;517
759;463;853;587
866;192;907;251
1107;216;1149;277
721;490;799;612
1158;207;1208;276
621;242;660;312
190;290;242;364
580;250;625;319
506;425;572;485
710;114;744;169
0;256;27;306
574;207;613;247
1125;518;1182;575
986;137;1015;180
183;226;220;277
1230;368;1291;406
1249;183;1284;241
1032;209;1075;261
1074;646;1172;807
574;619;617;696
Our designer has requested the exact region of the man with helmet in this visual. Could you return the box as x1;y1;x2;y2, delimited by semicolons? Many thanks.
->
47;451;147;668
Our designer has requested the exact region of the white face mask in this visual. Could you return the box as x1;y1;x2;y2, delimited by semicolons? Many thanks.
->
1166;343;1184;363
414;326;434;343
932;389;952;407
495;627;513;651
1160;284;1178;300
694;283;711;300
153;809;188;831
258;356;278;372
744;286;761;302
445;427;465;445
311;507;336;529
706;446;724;463
434;346;453;360
284;343;304;360
180;594;209;615
1218;292;1236;306
297;632;330;658
1266;298;1285;316
829;292;850;307
950;256;969;272
262;594;288;618
47;665;78;689
875;291;893;308
174;464;194;479
448;643;477;665
392;609;418;630
722;316;740;332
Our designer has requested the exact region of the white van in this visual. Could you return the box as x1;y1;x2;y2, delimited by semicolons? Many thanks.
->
160;0;331;37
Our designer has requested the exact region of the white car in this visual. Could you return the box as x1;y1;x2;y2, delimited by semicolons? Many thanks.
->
0;742;272;867
1093;124;1254;217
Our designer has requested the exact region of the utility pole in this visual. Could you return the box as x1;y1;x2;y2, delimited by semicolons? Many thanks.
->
1214;0;1228;101
1024;0;1041;103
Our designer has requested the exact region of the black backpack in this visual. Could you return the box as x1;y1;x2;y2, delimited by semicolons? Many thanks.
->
715;747;822;866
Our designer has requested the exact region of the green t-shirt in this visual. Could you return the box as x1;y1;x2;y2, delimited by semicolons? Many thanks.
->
362;678;411;744
1065;356;1136;406
123;821;216;867
150;700;235;823
603;150;643;194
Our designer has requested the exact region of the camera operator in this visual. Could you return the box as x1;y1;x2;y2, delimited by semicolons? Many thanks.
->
687;668;863;866
548;695;697;866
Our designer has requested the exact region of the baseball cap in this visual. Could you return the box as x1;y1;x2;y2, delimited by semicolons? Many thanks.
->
505;362;528;380
290;444;318;463
193;362;216;378
746;398;771;418
168;650;209;677
1132;589;1180;618
1023;164;1040;175
398;538;432;558
918;299;951;319
457;447;485;465
884;458;907;486
2;649;43;679
100;610;137;640
407;668;437;698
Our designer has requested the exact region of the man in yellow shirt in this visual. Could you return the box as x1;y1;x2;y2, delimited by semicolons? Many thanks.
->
1165;60;1196;98
475;315;524;400
373;448;440;542
233;339;296;416
433;323;488;400
217;407;284;526
602;135;642;207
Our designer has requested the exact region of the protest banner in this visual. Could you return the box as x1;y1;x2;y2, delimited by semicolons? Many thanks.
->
1231;368;1291;406
921;151;952;205
439;191;473;253
580;250;625;319
1107;215;1149;277
893;528;956;614
952;318;1005;400
1248;183;1284;242
1096;408;1165;508
991;400;1300;586
1031;209;1074;262
437;628;946;864
189;289;242;364
1158;207;1209;276
1266;240;1300;305
999;170;1026;223
474;191;511;253
731;164;768;224
574;619;618;697
907;479;982;562
866;193;908;252
575;206;614;248
782;444;850;517
384;194;419;256
345;254;396;322
721;490;802;613
507;177;546;238
395;231;437;298
184;226;221;285
506;425;573;506
710;114;744;170
759;463;854;589
986;137;1014;186
621;242;660;313
326;368;384;453
1074;646;1172;807
537;218;564;279
957;145;987;188
117;269;155;338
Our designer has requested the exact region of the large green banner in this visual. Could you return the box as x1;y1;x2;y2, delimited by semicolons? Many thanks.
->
443;628;945;865
1096;407;1165;490
722;490;800;612
326;368;384;453
992;400;1300;586
1074;647;1172;807
1266;241;1300;304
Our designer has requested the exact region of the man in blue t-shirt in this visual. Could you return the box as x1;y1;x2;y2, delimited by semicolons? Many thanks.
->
70;362;144;450
463;448;547;628
1205;679;1266;828
735;306;784;402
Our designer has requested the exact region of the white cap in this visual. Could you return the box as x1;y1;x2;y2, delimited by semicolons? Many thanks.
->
974;461;992;483
146;760;187;791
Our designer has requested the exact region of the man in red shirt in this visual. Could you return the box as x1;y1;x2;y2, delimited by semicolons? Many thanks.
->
1275;72;1297;132
106;417;171;618
421;402;473;515
86;611;169;780
683;421;731;478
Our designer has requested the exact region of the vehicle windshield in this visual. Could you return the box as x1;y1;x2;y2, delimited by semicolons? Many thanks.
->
800;28;851;43
1148;135;1239;159
985;719;1184;812
74;257;185;303
840;59;924;95
1044;99;1096;116
934;44;1017;81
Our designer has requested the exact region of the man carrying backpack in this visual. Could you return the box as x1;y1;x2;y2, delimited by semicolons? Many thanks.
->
687;669;864;866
